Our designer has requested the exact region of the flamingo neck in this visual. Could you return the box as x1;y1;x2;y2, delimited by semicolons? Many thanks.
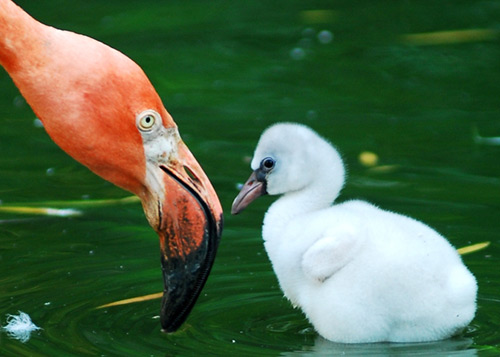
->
0;0;50;73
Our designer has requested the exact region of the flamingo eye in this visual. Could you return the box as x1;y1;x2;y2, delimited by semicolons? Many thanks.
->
137;110;160;131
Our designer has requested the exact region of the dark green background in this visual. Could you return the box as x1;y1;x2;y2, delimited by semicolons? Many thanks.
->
1;0;499;355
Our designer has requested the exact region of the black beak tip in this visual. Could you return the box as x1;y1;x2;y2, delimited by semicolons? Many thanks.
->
160;291;186;333
159;213;223;333
159;255;203;333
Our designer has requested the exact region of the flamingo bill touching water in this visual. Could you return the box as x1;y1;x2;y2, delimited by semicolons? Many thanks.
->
0;0;223;332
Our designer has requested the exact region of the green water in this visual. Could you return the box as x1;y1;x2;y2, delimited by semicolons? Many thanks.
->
1;0;499;355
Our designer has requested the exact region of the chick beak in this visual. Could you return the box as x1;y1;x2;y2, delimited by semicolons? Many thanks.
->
231;170;267;215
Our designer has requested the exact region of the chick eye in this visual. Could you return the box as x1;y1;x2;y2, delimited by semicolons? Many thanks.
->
137;110;160;131
261;157;275;170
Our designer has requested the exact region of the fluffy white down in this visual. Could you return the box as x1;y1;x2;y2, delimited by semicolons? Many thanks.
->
253;122;477;343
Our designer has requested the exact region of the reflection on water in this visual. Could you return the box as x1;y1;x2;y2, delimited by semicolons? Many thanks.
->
289;336;477;356
1;0;500;355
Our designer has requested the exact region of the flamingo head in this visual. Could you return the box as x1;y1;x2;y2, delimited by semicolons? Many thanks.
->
0;1;223;332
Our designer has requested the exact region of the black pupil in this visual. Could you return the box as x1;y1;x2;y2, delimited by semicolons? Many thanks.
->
263;158;274;169
145;116;152;124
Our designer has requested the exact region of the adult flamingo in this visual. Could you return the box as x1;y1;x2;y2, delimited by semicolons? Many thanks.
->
0;0;223;332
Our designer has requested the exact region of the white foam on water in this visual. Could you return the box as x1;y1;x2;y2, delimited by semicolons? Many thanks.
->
2;311;41;343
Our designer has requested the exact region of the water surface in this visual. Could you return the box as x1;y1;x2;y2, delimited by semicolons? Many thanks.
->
1;0;499;355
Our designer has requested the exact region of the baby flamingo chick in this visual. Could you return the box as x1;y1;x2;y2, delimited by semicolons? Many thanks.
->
232;123;477;343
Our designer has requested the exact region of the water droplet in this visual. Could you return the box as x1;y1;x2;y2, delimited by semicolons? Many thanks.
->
13;96;26;108
306;110;318;120
302;27;315;38
318;30;334;44
298;37;313;48
33;118;44;128
290;47;306;60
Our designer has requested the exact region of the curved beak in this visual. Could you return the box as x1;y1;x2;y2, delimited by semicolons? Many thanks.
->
231;170;267;215
151;141;223;332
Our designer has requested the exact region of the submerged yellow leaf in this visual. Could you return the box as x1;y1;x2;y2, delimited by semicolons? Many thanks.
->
300;10;337;24
0;206;81;217
96;292;163;309
366;165;399;174
457;241;490;255
359;151;379;167
0;195;140;216
401;28;498;46
61;195;140;207
25;195;140;208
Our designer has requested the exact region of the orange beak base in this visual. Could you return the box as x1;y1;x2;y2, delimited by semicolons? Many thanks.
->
157;165;223;332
